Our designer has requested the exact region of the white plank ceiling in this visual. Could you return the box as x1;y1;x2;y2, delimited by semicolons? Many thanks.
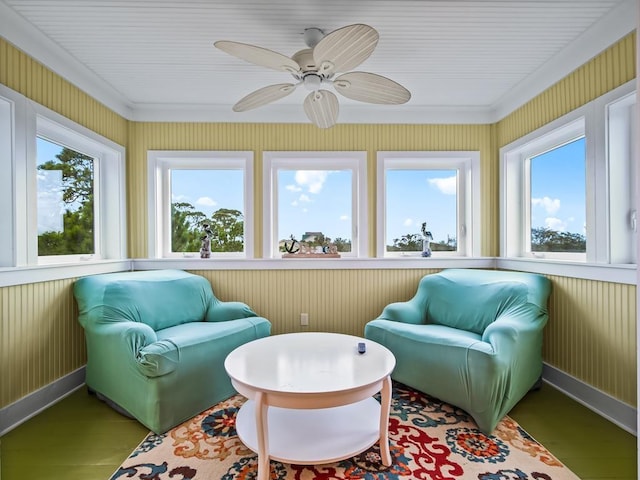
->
0;0;635;123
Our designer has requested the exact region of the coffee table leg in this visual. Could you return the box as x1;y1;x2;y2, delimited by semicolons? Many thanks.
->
379;375;392;466
254;392;270;480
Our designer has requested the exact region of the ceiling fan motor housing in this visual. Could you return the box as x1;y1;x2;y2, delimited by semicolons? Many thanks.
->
292;49;316;73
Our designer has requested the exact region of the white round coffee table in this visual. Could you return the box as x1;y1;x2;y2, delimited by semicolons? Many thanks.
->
224;332;396;480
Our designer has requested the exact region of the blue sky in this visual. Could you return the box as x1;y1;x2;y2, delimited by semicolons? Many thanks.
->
36;137;66;233
171;169;244;217
530;137;585;235
385;169;457;246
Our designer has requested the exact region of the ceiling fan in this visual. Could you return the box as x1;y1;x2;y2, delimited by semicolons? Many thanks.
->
214;24;411;128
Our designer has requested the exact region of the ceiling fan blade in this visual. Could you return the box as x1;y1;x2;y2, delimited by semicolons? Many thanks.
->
233;83;298;112
214;41;300;74
333;72;411;104
313;24;378;75
303;90;339;129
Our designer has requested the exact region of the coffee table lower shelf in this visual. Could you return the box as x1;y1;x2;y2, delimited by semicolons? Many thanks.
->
235;397;382;465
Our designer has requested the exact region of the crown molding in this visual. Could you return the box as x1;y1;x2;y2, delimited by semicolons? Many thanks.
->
0;0;133;119
490;0;637;122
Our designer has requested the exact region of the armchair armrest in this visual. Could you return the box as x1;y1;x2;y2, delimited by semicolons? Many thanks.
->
205;298;257;323
482;311;546;353
377;299;425;325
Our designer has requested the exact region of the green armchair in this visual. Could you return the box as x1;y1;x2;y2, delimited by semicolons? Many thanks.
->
364;268;551;433
74;269;271;434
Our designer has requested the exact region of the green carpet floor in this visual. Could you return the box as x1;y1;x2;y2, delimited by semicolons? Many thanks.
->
0;382;636;479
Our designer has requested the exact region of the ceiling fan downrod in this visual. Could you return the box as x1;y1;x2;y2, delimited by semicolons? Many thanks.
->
303;27;324;48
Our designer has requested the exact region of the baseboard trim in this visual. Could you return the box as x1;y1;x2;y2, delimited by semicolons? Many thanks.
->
0;367;86;436
542;363;637;436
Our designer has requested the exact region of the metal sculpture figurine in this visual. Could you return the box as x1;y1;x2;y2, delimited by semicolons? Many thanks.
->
284;235;300;254
421;222;433;258
200;223;213;259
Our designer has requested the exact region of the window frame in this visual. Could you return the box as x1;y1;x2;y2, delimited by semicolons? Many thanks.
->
0;83;126;268
500;79;636;265
262;151;368;259
376;151;481;258
147;150;254;259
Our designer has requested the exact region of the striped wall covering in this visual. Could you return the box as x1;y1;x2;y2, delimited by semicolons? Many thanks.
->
0;279;84;408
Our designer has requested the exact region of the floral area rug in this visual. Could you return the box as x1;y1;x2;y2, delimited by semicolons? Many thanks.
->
111;383;580;480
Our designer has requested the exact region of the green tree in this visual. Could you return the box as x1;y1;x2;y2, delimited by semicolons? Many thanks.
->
171;202;206;252
170;204;244;253
332;237;351;253
37;148;94;255
209;208;244;252
531;227;585;252
388;233;423;251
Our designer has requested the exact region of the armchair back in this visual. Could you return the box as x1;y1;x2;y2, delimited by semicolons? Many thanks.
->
419;269;551;335
75;269;213;331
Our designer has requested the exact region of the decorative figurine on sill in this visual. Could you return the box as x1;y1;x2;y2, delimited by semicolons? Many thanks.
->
200;223;213;259
284;235;300;254
200;235;211;258
421;222;433;258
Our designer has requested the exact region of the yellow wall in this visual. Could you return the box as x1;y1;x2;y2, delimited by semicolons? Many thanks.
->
0;280;84;407
0;33;637;410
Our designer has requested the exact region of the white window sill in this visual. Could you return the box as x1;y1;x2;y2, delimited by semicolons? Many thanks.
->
496;258;636;285
133;257;496;271
0;260;132;287
0;257;635;288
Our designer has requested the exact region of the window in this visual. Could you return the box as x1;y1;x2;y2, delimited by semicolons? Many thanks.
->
501;80;636;264
147;151;254;258
34;114;125;264
263;152;367;258
36;136;96;258
0;82;126;268
377;152;480;258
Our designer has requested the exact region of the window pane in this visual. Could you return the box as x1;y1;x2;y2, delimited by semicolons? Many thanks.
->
37;137;95;256
386;169;458;253
530;137;586;253
277;169;352;252
170;169;244;253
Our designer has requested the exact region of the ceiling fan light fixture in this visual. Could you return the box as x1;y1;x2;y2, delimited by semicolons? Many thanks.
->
303;74;322;91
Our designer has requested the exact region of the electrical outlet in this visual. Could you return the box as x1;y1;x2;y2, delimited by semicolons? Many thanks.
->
300;313;309;326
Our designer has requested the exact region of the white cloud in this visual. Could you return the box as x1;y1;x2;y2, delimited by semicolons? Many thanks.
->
428;176;457;195
403;218;413;227
286;184;302;192
545;217;566;231
196;196;217;207
340;215;348;221
295;170;329;194
291;200;298;207
171;193;188;202
299;194;311;203
532;196;561;215
37;170;64;234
